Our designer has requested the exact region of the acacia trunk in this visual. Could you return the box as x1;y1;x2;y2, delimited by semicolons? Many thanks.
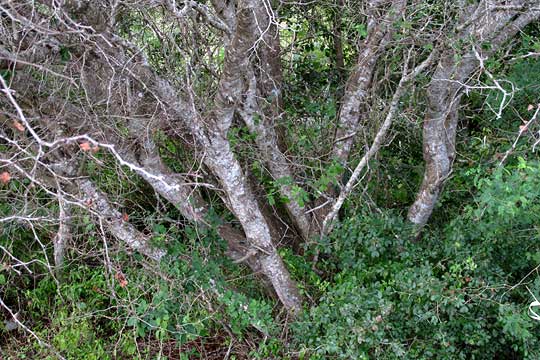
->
53;197;72;269
237;4;314;242
312;0;406;229
408;1;540;227
179;0;303;312
331;0;406;165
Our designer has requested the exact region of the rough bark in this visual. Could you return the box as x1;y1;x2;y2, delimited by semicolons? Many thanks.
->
10;149;167;262
234;4;314;242
408;1;540;228
204;133;302;312
76;179;167;261
241;71;314;242
75;172;258;272
206;0;301;312
1;23;267;283
331;0;406;165
124;136;265;273
322;51;435;235
210;0;237;33
152;0;302;312
53;196;72;269
311;0;407;228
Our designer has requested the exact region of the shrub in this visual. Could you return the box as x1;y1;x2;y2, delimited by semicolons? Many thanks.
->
293;162;540;359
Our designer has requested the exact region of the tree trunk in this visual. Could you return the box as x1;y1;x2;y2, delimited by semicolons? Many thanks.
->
312;0;406;228
408;1;540;228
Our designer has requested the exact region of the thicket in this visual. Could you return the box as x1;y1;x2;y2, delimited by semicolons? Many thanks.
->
1;1;540;359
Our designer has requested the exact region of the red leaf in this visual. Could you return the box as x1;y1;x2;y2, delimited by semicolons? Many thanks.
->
0;171;10;184
79;142;92;151
12;120;24;132
115;272;128;288
122;213;129;222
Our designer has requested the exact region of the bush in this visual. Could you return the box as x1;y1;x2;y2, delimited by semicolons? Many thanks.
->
293;162;540;359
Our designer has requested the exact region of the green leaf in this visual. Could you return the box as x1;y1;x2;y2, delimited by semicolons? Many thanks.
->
355;24;368;39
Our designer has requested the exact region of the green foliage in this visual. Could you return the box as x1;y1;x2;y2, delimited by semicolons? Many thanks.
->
485;57;540;127
0;214;280;359
0;68;12;82
293;163;540;359
219;290;276;337
3;4;540;360
1;264;129;359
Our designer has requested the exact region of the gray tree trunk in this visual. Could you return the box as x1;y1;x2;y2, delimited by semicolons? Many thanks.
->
408;1;540;227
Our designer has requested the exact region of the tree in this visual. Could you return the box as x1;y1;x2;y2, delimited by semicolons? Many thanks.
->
408;0;540;227
0;0;538;348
